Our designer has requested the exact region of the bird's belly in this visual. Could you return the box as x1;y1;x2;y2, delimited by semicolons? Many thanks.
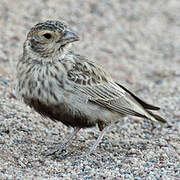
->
24;98;97;128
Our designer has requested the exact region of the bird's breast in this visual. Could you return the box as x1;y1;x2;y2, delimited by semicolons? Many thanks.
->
16;61;66;105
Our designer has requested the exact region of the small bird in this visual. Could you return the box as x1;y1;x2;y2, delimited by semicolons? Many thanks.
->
16;20;166;156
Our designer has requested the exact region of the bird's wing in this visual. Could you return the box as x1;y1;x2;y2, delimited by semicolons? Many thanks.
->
63;54;165;123
64;54;124;100
115;83;160;110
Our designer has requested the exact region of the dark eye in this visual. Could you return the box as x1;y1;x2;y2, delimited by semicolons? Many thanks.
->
43;33;52;39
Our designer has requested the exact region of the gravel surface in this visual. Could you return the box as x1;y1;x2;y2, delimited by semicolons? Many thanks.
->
0;0;180;179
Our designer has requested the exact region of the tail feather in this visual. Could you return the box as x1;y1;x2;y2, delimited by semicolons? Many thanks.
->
116;83;160;110
147;110;166;124
116;82;166;124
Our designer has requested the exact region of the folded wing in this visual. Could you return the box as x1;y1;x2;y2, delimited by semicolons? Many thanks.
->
64;55;166;123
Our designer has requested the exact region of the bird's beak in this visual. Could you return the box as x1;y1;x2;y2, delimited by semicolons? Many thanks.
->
56;30;79;44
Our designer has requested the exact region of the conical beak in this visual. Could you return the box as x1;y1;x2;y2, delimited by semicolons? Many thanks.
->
56;30;79;44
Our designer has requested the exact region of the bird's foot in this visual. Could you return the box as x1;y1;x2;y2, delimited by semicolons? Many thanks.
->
42;143;65;156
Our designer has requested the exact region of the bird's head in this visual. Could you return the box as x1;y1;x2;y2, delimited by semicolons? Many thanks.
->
24;20;79;60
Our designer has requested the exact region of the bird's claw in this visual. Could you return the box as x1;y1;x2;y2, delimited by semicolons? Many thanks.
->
42;143;65;156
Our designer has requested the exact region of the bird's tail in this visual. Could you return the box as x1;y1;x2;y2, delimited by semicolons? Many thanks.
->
146;110;166;124
116;83;167;124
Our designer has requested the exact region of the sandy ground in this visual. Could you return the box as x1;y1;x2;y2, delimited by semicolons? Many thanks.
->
0;0;180;179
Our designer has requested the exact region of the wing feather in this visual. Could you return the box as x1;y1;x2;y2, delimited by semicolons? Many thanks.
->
116;83;160;110
63;54;166;123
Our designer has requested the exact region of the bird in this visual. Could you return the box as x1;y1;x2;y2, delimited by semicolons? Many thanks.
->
15;20;166;156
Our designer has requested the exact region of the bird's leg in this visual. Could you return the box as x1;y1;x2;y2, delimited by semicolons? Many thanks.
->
81;124;112;157
98;121;104;131
43;127;81;156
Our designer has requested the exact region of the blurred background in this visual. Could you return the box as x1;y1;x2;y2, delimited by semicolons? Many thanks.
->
0;0;179;179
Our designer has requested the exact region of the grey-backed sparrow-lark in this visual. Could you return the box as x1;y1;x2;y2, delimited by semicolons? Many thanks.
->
16;20;166;156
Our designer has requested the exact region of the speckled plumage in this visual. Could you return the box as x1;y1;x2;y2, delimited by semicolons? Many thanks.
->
16;20;166;156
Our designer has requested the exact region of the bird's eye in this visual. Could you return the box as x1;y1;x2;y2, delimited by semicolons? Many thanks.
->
43;33;52;39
